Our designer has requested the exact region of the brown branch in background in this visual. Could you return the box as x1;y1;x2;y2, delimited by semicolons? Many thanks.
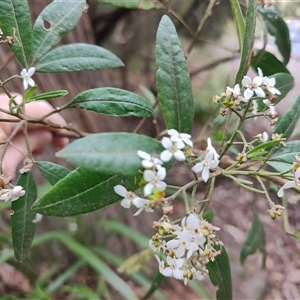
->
0;52;14;72
185;0;217;57
190;54;240;78
151;0;194;36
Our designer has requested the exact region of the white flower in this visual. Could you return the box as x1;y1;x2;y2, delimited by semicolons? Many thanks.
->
0;186;25;201
143;168;167;196
168;129;193;148
20;67;35;90
206;137;219;160
263;77;281;95
161;256;184;280
137;150;162;169
262;131;269;142
278;168;300;197
192;151;219;182
155;255;165;274
242;68;265;100
9;186;25;201
252;100;258;120
226;84;242;100
160;137;186;162
167;237;198;259
114;185;144;209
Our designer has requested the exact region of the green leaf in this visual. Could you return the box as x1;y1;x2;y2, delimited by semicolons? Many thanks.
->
156;15;194;134
66;88;153;117
141;271;163;300
97;0;158;9
246;140;280;158
203;210;214;222
34;44;123;72
26;90;68;102
32;168;140;216
56;133;164;176
240;214;266;265
251;50;290;75
30;0;86;65
274;94;300;139
11;172;37;262
270;141;300;164
0;0;32;67
206;245;232;300
36;161;71;185
24;86;38;102
235;0;256;84
271;73;294;104
266;161;292;173
229;0;245;54
295;230;300;245
257;8;291;65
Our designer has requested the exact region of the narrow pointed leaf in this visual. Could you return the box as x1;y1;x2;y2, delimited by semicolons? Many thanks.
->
96;0;158;9
235;0;256;84
270;141;300;164
24;86;38;102
11;172;37;262
266;161;292;173
257;8;291;65
32;168;140;216
56;133;164;176
0;0;32;67
240;214;266;265
206;245;232;300
66;88;153;117
34;44;123;72
156;15;194;134
26;90;68;102
274;94;300;140
229;0;245;54
36;161;71;185
30;0;86;65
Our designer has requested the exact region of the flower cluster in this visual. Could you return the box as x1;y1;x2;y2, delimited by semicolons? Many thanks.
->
113;130;223;284
114;129;193;216
150;213;222;285
0;185;25;201
215;68;280;126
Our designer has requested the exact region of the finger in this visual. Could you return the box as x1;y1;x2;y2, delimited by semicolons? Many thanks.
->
2;130;53;179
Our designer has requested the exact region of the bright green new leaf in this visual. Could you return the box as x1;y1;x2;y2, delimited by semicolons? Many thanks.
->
203;210;214;222
156;15;194;134
32;168;140;216
36;161;71;185
26;90;68;102
274;94;300;139
235;0;256;84
240;214;266;265
229;0;245;54
247;140;280;159
56;133;164;176
11;172;37;262
24;86;38;102
66;88;153;117
97;0;158;9
251;50;290;75
34;43;123;72
0;0;32;67
206;245;232;300
30;0;86;65
295;230;300;245
270;141;300;164
257;8;291;65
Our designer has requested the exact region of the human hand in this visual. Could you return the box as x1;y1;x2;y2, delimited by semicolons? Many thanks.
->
0;93;69;179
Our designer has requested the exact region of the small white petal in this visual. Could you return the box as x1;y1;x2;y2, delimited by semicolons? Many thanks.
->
120;198;131;208
143;170;155;182
137;150;150;160
27;67;35;76
242;76;251;87
244;89;254;99
114;185;127;197
254;87;265;98
144;183;154;196
160;150;172;162
174;150;186;161
166;239;180;249
161;137;172;149
202;167;210;182
192;162;203;173
167;129;179;136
